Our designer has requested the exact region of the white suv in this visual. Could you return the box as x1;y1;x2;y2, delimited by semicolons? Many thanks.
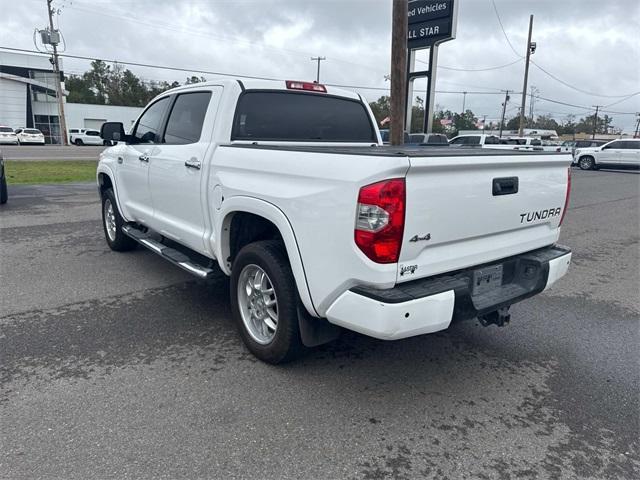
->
575;139;640;170
69;128;110;146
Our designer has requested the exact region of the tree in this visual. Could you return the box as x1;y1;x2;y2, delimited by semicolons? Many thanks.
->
369;96;391;126
186;75;206;84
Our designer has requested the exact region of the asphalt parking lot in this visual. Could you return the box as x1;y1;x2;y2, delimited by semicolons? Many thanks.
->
0;145;105;161
1;169;638;479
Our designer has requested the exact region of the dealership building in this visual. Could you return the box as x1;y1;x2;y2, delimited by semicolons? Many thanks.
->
0;50;143;143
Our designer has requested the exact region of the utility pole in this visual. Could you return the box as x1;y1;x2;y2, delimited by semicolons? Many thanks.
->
529;86;538;121
390;0;408;145
310;56;326;83
634;113;640;138
499;90;510;138
591;105;601;139
46;0;68;145
461;91;467;114
518;14;534;137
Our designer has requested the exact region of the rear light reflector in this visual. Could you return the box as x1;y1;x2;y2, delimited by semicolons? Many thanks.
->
286;80;327;93
355;178;406;263
559;167;571;226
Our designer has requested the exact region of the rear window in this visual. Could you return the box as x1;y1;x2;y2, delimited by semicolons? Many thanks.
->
24;129;41;134
0;127;13;133
232;91;376;142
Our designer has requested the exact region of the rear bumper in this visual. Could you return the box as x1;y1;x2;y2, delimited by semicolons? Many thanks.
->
326;245;571;340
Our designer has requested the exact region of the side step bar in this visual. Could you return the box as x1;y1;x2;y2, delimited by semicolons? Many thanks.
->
122;224;216;279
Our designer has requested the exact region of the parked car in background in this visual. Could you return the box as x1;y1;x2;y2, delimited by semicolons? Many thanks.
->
541;140;562;152
69;128;110;146
0;150;8;204
379;129;410;145
569;139;607;156
449;134;512;148
501;137;544;151
14;128;45;145
574;139;640;170
408;133;449;146
0;126;19;145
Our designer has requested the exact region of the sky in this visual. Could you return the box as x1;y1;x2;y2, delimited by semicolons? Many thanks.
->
1;0;639;132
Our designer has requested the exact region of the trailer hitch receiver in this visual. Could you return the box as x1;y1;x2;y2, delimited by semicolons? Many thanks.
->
478;306;511;327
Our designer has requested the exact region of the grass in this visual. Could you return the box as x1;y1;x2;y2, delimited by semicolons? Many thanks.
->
4;160;97;185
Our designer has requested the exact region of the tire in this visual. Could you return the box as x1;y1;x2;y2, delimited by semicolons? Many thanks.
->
0;176;7;204
103;140;112;146
230;240;304;364
578;155;595;170
75;139;83;146
101;188;137;251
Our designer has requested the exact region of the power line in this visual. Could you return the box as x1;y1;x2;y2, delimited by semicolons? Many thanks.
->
491;0;522;58
0;46;506;96
531;61;640;99
417;57;522;72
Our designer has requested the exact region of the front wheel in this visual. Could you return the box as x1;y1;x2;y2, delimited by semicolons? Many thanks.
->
74;139;83;146
578;155;595;170
101;188;137;251
230;241;304;364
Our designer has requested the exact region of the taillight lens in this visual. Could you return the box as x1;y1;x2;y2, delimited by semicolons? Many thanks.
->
559;167;571;226
355;178;406;263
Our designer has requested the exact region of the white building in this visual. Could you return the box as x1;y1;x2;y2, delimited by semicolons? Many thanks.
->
0;50;142;143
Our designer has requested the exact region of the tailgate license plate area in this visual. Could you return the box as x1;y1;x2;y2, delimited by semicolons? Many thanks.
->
472;264;503;296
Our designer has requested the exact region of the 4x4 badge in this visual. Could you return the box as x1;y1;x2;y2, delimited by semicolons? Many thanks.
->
409;233;431;242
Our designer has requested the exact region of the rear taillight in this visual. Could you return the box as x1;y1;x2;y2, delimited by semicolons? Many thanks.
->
285;80;327;93
559;167;571;226
355;179;405;263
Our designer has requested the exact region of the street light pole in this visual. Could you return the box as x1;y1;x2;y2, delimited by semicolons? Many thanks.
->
310;56;326;83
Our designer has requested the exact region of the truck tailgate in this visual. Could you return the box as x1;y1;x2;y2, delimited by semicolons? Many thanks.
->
399;153;571;282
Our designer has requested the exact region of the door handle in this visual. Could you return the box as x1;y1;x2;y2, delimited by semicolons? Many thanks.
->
138;153;150;163
493;177;519;196
184;158;201;170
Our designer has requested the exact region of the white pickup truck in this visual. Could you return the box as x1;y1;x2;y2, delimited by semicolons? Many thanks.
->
98;79;572;363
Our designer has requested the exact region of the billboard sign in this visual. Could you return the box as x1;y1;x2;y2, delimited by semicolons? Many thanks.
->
408;0;458;49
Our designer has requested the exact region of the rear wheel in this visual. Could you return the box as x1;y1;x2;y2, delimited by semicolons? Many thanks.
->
101;188;136;251
0;175;7;204
230;240;304;364
578;155;595;170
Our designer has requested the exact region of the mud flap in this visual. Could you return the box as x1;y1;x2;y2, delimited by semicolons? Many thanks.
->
297;304;342;347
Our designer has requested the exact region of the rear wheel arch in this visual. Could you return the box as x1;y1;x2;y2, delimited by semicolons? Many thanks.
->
216;200;318;317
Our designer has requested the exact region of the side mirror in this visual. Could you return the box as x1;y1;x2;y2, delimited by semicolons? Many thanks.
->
100;122;127;143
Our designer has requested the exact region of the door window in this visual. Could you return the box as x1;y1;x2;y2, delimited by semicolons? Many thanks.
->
603;141;623;149
620;141;640;150
132;96;171;144
163;92;212;144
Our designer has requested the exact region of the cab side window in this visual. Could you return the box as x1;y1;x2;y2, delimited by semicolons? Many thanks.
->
164;92;212;145
132;97;171;144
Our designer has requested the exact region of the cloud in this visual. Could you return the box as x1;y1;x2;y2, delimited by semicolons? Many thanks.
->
1;0;638;130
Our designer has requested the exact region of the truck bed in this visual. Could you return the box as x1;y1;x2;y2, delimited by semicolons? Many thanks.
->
223;143;566;157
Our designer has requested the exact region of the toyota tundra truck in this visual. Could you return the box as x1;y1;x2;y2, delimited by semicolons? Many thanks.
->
97;78;572;364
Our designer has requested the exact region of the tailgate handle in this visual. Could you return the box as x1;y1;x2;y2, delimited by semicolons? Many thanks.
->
493;177;519;196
